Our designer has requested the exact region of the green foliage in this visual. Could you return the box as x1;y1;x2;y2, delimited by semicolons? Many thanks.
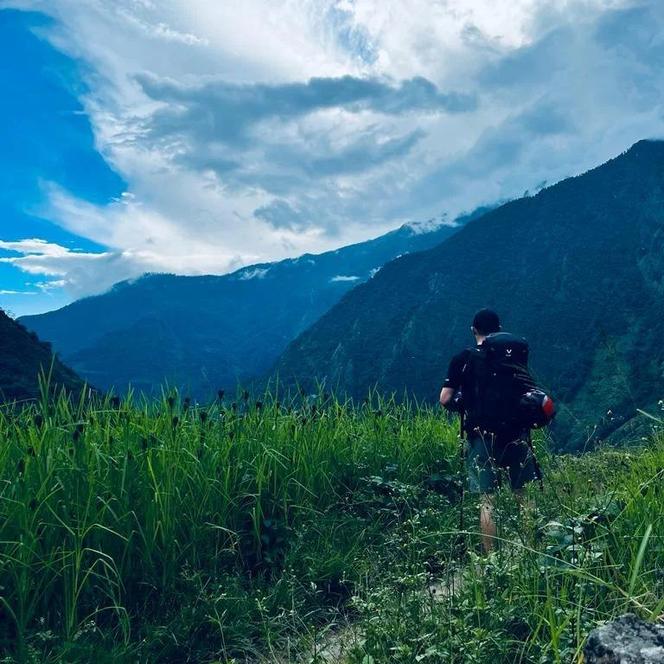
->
0;389;457;661
345;430;664;664
0;390;662;662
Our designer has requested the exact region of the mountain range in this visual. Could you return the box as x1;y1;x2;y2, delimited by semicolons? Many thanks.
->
19;213;485;397
15;140;664;449
0;309;83;403
273;140;664;449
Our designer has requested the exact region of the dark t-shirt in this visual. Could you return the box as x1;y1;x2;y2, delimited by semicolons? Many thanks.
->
442;349;473;391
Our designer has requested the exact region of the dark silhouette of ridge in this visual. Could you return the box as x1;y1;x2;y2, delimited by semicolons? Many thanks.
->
0;309;84;403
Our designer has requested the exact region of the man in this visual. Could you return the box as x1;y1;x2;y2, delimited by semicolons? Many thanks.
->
439;309;540;554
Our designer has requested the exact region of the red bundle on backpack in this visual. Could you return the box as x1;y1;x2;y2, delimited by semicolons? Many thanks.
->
520;389;556;429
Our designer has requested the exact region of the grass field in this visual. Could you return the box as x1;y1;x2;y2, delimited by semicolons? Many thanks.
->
0;387;662;662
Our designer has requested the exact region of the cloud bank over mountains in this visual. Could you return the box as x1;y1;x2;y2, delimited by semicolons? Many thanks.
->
2;0;664;312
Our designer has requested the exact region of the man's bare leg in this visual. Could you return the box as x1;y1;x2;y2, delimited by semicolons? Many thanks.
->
480;494;496;554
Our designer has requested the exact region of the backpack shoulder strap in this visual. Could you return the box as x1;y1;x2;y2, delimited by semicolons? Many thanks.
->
460;344;488;430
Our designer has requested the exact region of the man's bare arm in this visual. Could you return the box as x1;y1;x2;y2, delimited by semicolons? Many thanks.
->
439;386;455;407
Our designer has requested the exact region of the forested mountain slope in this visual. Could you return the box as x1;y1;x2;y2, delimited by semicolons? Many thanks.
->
273;140;664;448
0;309;83;402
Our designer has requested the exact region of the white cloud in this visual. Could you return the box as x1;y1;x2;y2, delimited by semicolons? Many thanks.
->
0;238;135;296
4;0;664;302
330;275;361;282
236;267;270;280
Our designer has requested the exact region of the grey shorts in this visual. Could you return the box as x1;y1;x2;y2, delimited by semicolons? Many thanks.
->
465;432;539;494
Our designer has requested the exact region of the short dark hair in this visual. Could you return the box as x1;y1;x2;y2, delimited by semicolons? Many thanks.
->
472;309;501;335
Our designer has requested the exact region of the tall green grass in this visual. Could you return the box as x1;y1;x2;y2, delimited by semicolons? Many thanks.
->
0;389;457;661
1;388;662;662
348;422;664;663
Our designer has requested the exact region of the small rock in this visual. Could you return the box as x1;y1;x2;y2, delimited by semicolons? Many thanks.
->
584;614;664;663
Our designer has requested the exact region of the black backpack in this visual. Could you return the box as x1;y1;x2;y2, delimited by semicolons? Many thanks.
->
463;332;537;434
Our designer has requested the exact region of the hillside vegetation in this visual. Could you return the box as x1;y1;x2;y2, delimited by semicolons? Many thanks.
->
273;140;664;450
1;389;662;662
0;309;83;403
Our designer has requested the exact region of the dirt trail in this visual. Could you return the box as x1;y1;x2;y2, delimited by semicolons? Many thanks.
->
277;543;527;663
280;564;468;663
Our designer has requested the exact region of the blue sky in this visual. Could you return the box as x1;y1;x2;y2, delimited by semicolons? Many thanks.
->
0;10;124;315
2;1;664;316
